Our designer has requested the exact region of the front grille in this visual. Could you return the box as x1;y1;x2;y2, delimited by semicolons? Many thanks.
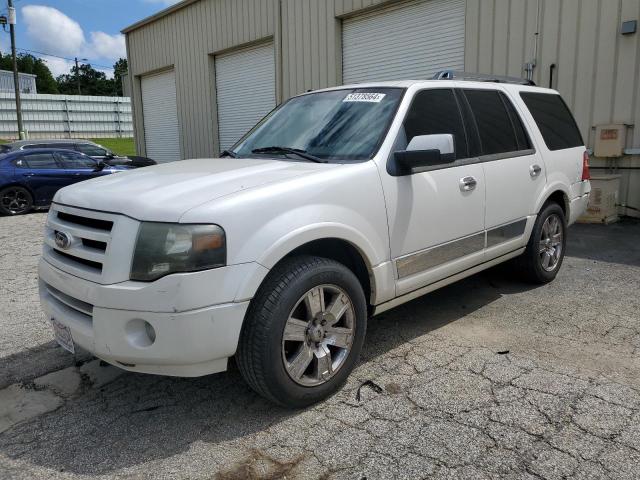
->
52;249;103;272
82;238;108;251
43;204;133;283
57;211;113;231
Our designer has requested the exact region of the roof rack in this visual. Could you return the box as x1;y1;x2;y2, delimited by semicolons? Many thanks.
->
432;70;536;86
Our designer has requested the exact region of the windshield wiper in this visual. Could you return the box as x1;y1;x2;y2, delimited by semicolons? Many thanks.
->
220;150;237;158
251;146;327;163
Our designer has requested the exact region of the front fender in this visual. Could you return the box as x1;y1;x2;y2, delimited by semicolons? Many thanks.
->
257;222;381;270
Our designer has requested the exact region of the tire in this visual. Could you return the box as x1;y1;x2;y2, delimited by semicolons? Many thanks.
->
517;202;567;284
0;186;33;216
236;255;367;408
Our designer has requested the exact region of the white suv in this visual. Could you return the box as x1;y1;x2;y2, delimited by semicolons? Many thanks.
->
39;77;591;407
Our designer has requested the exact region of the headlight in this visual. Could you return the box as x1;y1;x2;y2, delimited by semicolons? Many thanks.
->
130;223;226;281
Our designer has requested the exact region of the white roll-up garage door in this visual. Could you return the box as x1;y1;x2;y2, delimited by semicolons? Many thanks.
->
141;70;180;163
215;43;276;152
342;0;465;84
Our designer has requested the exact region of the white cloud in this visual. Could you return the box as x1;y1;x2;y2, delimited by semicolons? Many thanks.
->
42;56;75;77
88;32;126;60
22;5;85;57
21;5;126;73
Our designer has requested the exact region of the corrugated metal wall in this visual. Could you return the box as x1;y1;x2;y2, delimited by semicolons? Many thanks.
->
0;93;133;140
125;0;640;215
465;0;640;217
125;0;277;160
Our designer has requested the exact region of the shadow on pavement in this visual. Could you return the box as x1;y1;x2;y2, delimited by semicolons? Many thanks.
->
566;217;640;267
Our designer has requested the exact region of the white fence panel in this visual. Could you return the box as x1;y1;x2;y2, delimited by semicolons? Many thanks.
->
0;93;133;139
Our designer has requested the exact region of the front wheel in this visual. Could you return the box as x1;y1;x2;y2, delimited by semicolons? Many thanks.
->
518;202;567;284
236;255;367;408
0;186;33;215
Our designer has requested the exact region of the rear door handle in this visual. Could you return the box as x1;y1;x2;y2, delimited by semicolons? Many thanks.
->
459;176;477;192
22;173;35;177
530;164;542;178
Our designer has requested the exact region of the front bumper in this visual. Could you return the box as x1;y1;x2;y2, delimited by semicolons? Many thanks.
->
38;258;258;377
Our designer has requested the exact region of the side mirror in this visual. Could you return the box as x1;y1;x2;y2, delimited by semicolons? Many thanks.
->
93;161;107;172
392;134;455;176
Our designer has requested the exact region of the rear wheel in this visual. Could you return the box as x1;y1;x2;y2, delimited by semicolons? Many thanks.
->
0;186;33;215
518;202;566;283
236;255;367;408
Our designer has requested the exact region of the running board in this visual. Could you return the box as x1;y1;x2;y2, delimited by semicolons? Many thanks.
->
372;248;525;316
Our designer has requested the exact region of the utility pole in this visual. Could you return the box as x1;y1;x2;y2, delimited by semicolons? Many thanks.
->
8;0;24;139
75;57;81;95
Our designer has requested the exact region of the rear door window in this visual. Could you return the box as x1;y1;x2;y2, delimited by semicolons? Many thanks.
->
463;89;520;155
57;151;98;169
18;153;61;169
520;92;583;150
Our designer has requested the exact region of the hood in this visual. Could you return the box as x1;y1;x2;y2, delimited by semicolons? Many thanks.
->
55;157;338;221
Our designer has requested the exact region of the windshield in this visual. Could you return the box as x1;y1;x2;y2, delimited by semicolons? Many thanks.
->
232;87;404;161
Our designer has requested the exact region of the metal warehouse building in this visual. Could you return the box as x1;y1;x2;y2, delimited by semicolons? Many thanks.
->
123;0;640;216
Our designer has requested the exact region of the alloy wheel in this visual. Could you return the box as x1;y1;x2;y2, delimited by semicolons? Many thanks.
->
0;188;30;214
539;213;563;272
281;284;355;387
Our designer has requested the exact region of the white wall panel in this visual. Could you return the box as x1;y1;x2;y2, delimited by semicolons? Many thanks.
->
141;70;181;163
342;0;466;83
215;43;276;151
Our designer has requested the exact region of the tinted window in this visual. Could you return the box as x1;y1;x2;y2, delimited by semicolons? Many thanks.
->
20;153;60;169
58;151;97;169
520;92;583;150
464;89;519;155
502;95;532;150
403;89;468;159
77;144;108;156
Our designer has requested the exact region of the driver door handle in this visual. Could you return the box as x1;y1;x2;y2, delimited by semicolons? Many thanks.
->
22;173;35;177
459;176;477;192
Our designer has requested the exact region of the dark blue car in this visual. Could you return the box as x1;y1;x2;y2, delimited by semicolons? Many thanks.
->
0;148;131;215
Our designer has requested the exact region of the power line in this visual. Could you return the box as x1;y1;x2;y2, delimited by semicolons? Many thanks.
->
15;47;115;70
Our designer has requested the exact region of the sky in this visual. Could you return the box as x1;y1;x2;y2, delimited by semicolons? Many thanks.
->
0;0;181;77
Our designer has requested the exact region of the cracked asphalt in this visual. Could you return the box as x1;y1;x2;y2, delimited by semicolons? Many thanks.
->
1;212;639;479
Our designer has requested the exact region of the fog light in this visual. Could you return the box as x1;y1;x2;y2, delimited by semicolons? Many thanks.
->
125;319;156;348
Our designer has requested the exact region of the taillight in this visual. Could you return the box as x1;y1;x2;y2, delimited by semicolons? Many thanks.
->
581;151;591;181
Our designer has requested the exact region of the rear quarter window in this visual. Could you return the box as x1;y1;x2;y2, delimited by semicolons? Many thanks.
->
520;92;584;151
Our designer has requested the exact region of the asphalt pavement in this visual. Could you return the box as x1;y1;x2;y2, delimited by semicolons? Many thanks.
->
1;213;639;479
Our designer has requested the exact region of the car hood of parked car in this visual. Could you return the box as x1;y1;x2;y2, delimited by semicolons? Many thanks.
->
54;157;339;222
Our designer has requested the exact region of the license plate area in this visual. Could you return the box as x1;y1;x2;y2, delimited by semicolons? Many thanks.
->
50;317;75;354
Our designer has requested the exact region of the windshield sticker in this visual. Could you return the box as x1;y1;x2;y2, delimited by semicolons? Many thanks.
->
343;93;386;103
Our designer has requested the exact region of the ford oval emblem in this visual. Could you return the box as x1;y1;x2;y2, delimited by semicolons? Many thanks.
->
55;231;72;250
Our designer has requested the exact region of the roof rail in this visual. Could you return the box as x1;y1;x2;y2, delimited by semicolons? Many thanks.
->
432;70;536;86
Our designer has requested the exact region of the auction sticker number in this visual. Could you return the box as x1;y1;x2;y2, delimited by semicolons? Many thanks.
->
343;93;386;103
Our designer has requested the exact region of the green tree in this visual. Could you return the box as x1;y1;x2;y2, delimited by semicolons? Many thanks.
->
57;63;116;96
56;59;128;96
0;53;59;94
113;58;128;97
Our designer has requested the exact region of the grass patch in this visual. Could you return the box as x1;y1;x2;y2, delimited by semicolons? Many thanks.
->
90;138;136;157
